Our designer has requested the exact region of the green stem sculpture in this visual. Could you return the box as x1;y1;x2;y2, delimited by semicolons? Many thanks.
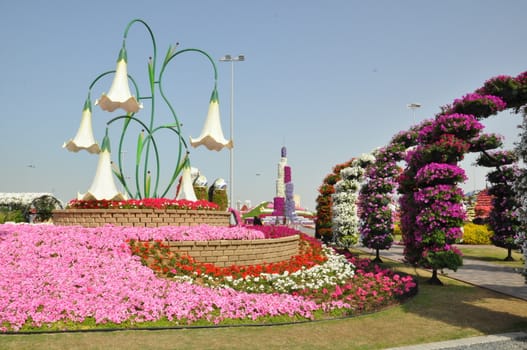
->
85;19;218;199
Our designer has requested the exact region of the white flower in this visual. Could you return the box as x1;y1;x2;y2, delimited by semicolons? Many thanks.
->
359;152;376;164
96;47;142;114
77;132;127;201
175;163;198;201
63;97;100;154
190;88;232;151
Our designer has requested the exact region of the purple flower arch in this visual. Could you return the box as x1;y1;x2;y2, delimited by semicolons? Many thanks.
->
357;71;527;283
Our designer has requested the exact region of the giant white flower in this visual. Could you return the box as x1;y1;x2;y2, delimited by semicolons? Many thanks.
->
96;47;142;114
190;88;232;151
77;132;126;201
63;98;100;154
175;164;197;201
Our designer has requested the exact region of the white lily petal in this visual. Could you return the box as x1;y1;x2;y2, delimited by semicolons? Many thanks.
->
190;99;232;151
78;149;127;201
97;59;141;114
63;107;100;154
176;166;198;201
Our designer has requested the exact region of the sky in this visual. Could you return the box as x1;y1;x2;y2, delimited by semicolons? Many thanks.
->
1;1;526;211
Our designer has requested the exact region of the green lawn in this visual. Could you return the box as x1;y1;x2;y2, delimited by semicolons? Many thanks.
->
1;256;526;350
457;245;525;269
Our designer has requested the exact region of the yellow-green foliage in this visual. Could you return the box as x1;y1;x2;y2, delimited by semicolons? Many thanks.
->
0;210;25;223
394;222;402;237
193;186;208;201
210;189;228;211
462;222;493;245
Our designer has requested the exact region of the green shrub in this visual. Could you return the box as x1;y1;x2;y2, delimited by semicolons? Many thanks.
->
461;222;493;245
0;210;26;223
210;189;228;211
394;222;402;237
193;186;208;201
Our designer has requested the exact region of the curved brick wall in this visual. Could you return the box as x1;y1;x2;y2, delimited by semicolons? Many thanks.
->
160;234;300;267
52;209;230;227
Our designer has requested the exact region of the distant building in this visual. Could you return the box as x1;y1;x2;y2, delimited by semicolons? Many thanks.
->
474;189;493;222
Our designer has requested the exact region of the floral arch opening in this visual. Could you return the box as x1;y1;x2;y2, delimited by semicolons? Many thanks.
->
317;71;527;284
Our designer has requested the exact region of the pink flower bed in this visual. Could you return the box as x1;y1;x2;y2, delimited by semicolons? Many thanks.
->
101;224;269;241
0;223;416;332
0;224;312;332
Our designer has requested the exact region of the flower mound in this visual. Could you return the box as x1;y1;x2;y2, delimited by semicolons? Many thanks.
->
0;224;416;332
66;198;219;210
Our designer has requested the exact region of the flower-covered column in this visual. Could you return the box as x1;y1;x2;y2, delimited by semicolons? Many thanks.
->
514;113;527;282
359;145;402;262
400;114;483;284
315;160;352;242
332;154;374;247
477;150;522;260
272;146;297;223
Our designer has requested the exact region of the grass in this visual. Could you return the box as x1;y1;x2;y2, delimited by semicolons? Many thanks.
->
1;251;526;350
457;245;525;269
394;234;525;269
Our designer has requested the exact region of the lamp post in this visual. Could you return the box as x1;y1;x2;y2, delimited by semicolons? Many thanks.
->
407;103;422;125
220;54;245;209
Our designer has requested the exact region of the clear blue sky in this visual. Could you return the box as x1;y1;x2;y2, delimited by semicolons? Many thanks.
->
1;1;526;211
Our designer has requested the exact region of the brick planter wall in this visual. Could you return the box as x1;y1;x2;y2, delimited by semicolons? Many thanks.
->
160;234;300;267
52;209;230;227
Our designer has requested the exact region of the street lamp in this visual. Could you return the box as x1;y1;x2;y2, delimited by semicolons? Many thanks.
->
220;54;245;209
407;103;422;125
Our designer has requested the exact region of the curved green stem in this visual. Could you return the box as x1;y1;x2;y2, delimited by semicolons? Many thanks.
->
148;125;190;197
157;48;219;196
123;19;157;61
122;19;159;197
84;19;219;200
107;115;161;198
87;70;141;198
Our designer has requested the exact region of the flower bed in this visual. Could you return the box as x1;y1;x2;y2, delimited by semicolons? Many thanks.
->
0;223;417;332
53;198;229;228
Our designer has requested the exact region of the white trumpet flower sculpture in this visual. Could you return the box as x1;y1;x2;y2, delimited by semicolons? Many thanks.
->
77;132;127;201
63;98;100;154
190;88;233;151
96;47;142;114
175;164;198;201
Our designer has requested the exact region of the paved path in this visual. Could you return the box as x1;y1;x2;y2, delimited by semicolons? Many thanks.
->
364;244;527;301
299;227;527;300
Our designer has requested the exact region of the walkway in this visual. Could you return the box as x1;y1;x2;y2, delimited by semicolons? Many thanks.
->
366;244;527;301
299;227;526;300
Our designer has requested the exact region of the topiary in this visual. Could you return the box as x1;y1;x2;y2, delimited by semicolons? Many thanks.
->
210;189;228;211
193;186;208;201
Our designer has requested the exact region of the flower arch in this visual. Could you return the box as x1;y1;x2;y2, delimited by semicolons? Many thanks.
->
387;72;527;283
317;70;527;284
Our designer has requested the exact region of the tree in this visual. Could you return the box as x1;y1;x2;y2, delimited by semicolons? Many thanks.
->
476;151;523;260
